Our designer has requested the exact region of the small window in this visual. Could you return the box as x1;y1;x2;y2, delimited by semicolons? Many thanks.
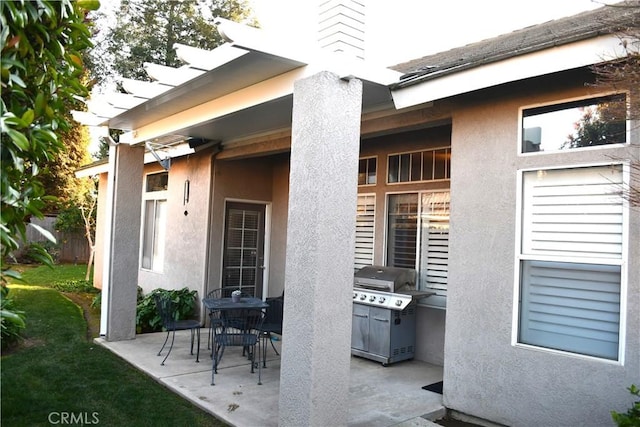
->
522;94;627;153
388;148;450;183
358;157;377;185
146;172;168;192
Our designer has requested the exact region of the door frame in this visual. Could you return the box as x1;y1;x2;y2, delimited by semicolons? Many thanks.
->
220;198;271;299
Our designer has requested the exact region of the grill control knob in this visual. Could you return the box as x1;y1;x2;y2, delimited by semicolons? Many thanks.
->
353;292;357;299
379;297;386;303
369;295;376;302
395;300;402;307
360;294;366;301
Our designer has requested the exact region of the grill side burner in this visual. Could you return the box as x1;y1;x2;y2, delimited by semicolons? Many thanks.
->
351;266;431;366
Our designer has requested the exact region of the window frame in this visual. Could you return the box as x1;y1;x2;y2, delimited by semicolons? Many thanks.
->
512;162;629;363
358;156;377;186
518;92;630;157
386;145;451;184
354;193;376;271
385;189;450;309
140;171;168;272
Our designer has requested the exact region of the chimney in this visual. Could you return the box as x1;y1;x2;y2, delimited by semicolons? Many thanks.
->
317;0;365;60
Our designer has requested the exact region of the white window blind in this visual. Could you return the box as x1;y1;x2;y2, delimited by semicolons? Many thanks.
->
355;194;375;271
519;165;623;360
419;192;450;291
522;166;623;259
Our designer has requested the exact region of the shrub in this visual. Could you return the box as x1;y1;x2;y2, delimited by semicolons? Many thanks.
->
52;279;97;293
1;286;26;349
136;288;197;334
612;385;640;427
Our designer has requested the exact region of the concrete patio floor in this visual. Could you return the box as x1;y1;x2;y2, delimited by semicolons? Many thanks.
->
97;329;445;427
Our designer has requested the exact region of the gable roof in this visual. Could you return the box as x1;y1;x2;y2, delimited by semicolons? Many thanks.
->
391;4;639;89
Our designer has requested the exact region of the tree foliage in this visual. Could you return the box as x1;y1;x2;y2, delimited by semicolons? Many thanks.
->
591;1;640;208
90;0;254;83
1;0;99;280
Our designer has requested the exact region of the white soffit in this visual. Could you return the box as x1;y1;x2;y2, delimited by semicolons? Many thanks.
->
391;35;627;110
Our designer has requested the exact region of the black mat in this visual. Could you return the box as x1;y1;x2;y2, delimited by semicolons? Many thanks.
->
422;381;443;394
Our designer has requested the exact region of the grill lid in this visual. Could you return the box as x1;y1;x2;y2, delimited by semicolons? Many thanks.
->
354;265;416;292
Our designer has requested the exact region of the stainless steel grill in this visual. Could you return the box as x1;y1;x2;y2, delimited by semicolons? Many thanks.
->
351;266;433;365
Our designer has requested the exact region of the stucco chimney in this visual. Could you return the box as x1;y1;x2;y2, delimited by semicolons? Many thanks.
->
317;0;365;60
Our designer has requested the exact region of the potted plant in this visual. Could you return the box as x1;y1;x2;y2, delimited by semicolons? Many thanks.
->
231;289;242;303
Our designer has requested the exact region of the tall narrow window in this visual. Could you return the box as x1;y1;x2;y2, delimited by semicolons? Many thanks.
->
141;172;168;271
354;194;375;271
387;194;418;269
418;192;450;293
518;165;623;360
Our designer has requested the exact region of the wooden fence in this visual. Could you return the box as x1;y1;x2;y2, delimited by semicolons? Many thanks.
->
24;215;90;263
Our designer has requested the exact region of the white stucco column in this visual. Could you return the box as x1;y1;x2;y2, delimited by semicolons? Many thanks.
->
104;143;144;341
279;71;362;426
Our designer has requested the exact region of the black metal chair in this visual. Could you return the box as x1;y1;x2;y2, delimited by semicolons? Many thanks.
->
211;307;265;385
154;293;201;365
259;295;284;367
205;288;250;351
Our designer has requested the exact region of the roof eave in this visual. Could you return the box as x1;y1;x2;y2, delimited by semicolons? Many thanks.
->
391;34;627;110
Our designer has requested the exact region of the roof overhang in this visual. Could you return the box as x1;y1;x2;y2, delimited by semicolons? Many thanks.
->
76;18;402;147
391;34;628;110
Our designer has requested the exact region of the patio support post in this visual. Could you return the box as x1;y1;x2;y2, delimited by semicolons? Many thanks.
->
104;143;144;341
279;71;362;426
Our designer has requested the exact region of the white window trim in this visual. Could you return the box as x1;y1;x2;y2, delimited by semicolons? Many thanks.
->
511;161;629;364
140;172;168;273
517;91;630;158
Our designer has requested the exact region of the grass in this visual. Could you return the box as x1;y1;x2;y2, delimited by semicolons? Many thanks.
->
1;264;227;427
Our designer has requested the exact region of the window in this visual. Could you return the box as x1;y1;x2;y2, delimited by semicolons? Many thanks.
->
141;172;168;271
518;165;624;360
521;94;627;153
387;192;450;304
354;194;375;271
388;147;450;183
358;157;377;185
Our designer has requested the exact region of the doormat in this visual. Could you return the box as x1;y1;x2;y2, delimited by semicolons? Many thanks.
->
422;381;443;394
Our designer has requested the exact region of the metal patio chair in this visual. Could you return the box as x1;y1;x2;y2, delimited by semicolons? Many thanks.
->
211;307;265;385
154;293;201;365
259;295;284;367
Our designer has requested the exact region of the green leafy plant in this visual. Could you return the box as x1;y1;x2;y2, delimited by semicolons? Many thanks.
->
136;288;197;333
52;279;97;293
612;385;640;427
1;286;26;349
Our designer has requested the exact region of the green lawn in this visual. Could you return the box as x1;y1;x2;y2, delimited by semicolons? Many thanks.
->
1;264;227;427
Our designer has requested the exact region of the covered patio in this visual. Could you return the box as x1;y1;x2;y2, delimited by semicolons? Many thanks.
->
96;330;445;427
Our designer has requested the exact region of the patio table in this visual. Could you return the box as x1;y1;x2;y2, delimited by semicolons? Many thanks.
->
203;297;269;385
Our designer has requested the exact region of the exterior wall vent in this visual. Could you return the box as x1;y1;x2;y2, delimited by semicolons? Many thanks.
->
318;0;365;60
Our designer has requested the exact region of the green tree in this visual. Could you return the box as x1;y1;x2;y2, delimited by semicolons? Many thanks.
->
90;0;254;83
1;0;100;282
592;1;640;208
40;122;95;213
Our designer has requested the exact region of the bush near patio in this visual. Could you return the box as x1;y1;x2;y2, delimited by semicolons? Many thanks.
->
1;264;226;426
136;287;198;333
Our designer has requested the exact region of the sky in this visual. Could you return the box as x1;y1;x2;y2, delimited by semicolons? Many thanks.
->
249;0;609;66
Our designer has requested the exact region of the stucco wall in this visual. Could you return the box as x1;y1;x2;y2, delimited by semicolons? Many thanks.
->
137;153;212;311
443;78;640;426
206;157;275;298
